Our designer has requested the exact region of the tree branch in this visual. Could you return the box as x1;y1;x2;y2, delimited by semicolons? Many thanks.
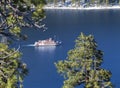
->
1;45;20;59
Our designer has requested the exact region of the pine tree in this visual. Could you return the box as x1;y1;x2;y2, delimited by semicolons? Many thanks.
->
0;43;27;88
55;33;113;88
0;0;45;87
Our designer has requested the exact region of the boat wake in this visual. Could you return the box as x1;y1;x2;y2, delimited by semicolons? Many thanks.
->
24;44;35;47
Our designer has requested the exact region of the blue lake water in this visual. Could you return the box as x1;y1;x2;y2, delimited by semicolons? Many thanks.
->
22;9;120;88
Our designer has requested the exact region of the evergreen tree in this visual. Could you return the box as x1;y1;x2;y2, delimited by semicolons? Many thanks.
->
55;33;113;88
106;0;109;5
62;0;66;5
54;0;57;6
0;0;45;88
72;0;76;6
0;43;27;88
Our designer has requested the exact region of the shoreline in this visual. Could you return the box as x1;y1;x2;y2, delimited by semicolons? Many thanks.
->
43;6;120;10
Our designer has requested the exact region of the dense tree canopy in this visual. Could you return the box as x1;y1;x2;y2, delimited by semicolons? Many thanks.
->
0;44;27;88
0;0;46;88
55;33;113;88
0;0;46;40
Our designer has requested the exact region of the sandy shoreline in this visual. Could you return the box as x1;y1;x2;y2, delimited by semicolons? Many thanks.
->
44;6;120;10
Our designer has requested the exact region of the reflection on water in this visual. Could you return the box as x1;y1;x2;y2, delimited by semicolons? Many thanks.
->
34;46;56;55
35;46;56;51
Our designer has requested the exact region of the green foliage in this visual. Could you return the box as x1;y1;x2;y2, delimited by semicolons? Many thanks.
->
32;5;45;21
31;0;46;5
0;0;45;88
0;43;28;88
9;27;21;37
0;0;45;40
54;0;58;6
55;33;113;88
